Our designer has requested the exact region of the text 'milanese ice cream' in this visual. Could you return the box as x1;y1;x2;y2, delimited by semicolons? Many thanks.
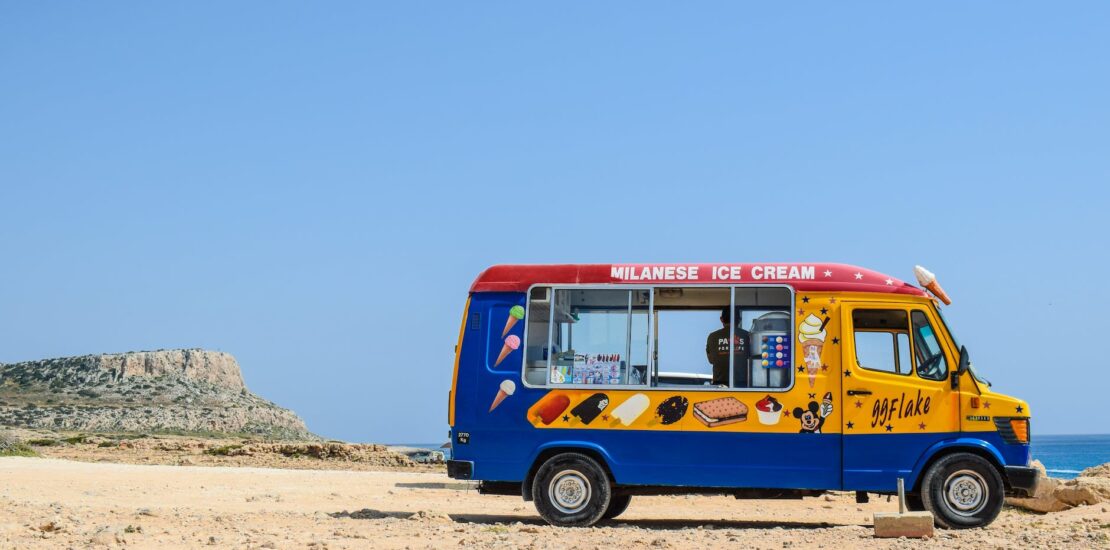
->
488;379;516;412
797;313;828;388
502;305;526;338
610;393;650;426
913;265;952;305
494;334;521;367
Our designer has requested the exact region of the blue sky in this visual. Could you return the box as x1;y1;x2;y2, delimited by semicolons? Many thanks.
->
1;3;1107;441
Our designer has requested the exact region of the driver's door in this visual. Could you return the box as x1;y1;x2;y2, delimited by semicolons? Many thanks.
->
840;304;960;491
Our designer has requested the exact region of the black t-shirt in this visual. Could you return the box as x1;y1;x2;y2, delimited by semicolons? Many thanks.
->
706;326;750;386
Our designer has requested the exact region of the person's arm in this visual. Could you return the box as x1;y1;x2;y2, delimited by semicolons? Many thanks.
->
706;332;715;365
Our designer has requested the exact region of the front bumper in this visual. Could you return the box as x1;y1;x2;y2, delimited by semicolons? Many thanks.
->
1005;465;1039;497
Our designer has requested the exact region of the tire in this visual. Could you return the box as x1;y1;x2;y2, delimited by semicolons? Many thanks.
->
532;453;612;527
602;494;632;520
920;453;1005;529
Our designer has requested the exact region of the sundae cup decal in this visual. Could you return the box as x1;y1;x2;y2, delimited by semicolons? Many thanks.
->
494;334;521;367
755;395;784;425
797;313;828;388
533;393;571;425
913;265;952;305
488;379;516;412
610;393;650;426
570;393;609;425
655;396;689;425
501;305;526;338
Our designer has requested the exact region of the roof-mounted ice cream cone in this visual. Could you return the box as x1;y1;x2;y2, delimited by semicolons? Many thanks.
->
913;265;951;305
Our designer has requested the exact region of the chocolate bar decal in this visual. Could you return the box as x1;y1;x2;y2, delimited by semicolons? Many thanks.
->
655;396;688;425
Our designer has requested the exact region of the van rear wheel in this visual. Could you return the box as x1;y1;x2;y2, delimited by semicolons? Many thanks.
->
602;494;632;520
920;453;1004;529
532;453;611;527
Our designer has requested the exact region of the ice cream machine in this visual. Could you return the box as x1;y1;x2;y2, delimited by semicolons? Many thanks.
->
749;312;790;388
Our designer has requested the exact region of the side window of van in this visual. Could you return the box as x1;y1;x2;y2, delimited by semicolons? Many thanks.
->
528;288;650;386
911;310;949;381
852;309;912;375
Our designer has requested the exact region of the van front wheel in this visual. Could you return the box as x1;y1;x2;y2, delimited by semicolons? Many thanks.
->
920;453;1004;529
532;453;611;527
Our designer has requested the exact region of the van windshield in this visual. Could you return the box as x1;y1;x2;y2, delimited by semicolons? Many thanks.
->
935;307;988;384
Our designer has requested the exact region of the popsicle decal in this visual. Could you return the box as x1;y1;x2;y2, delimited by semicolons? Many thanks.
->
570;393;609;425
610;393;650;426
533;394;571;425
654;396;688;425
488;380;516;412
502;305;525;338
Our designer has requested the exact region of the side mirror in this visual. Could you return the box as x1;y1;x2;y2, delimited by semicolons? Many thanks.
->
957;346;970;376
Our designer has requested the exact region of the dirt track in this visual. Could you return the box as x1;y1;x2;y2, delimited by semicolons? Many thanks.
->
0;457;1107;549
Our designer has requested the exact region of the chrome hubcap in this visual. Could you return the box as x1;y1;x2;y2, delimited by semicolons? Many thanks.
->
944;469;987;516
549;469;591;514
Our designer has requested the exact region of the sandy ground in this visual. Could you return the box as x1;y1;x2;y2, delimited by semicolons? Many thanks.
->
1;457;1108;549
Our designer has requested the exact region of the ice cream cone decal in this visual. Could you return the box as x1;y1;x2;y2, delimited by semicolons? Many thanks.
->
798;314;828;388
489;380;516;412
494;335;520;367
502;305;525;338
914;265;951;305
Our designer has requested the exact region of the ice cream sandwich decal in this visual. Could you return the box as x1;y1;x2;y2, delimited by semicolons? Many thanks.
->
692;397;747;428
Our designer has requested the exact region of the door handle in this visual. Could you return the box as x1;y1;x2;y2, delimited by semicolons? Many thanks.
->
846;389;872;396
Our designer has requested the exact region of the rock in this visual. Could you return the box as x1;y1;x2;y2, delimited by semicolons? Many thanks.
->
1007;460;1110;513
873;511;934;538
0;349;312;438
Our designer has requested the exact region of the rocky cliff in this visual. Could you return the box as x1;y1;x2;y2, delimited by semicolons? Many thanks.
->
0;349;313;439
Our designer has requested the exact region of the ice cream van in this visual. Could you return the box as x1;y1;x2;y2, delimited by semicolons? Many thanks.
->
447;264;1036;528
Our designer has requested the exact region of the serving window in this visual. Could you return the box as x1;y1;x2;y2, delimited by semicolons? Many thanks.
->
522;285;793;390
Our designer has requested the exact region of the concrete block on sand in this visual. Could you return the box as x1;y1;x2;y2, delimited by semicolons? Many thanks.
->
873;511;934;538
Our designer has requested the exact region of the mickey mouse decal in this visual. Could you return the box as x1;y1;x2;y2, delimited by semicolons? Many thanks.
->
793;391;834;434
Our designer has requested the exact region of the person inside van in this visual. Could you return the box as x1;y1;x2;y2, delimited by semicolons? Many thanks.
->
706;307;750;387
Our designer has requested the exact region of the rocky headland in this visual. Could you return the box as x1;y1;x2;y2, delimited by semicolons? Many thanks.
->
0;349;312;439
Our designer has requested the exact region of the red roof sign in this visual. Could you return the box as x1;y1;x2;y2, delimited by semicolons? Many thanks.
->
470;263;927;297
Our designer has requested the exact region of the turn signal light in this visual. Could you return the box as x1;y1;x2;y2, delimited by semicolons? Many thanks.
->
1009;418;1029;443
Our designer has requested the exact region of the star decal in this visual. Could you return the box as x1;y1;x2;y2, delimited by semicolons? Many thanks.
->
832;337;840;345
885;424;894;432
797;308;805;315
562;415;570;422
885;278;894;286
983;401;991;409
821;364;829;372
854;400;863;409
601;415;608;421
824;270;833;277
802;296;810;304
843;369;852;377
1016;405;1024;414
854;272;863;280
820;307;828;315
797;365;806;373
808;393;816;399
918;422;927;430
829;297;837;304
846;422;854;430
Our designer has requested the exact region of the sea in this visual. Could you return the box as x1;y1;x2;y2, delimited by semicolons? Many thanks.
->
396;434;1110;481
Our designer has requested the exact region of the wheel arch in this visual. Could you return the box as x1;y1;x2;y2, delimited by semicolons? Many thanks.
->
521;442;617;502
908;437;1008;493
